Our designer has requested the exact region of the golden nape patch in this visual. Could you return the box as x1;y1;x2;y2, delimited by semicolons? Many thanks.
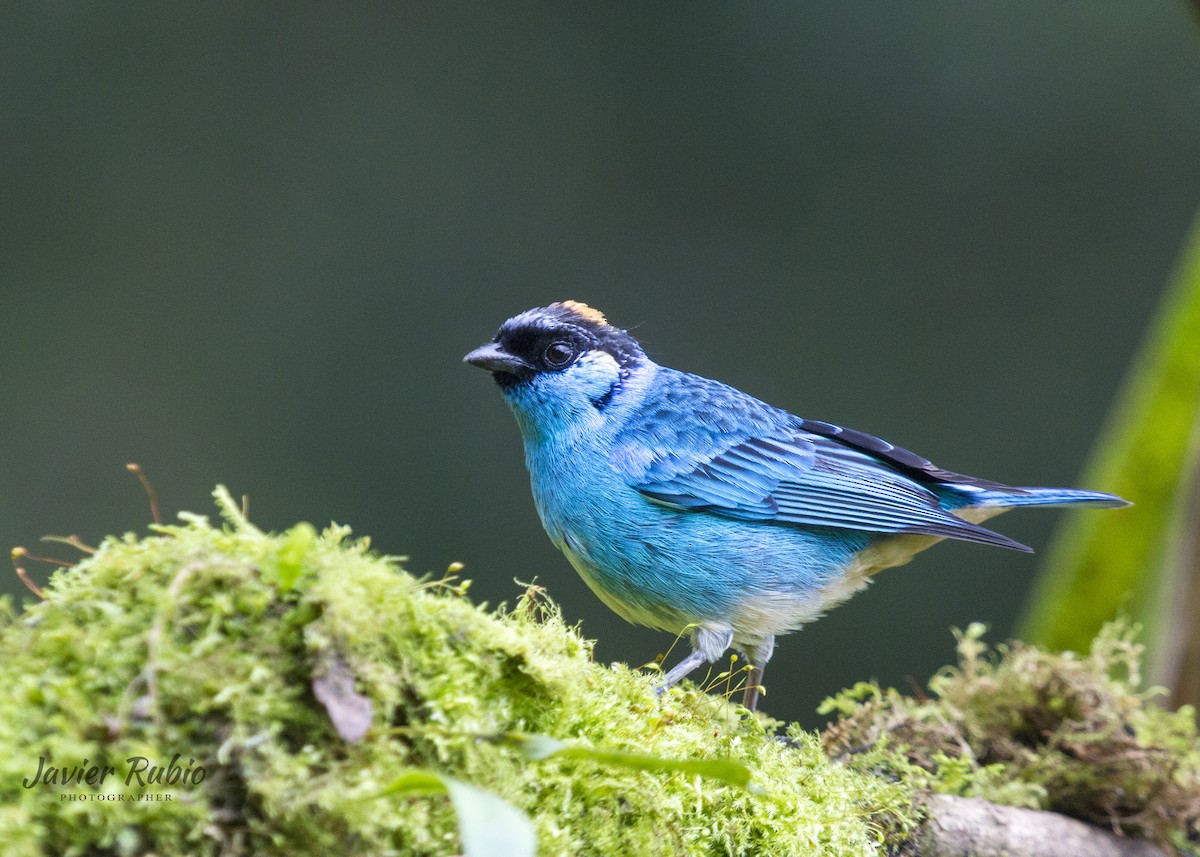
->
556;300;608;326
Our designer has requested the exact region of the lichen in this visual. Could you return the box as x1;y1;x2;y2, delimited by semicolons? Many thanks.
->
821;621;1200;852
0;489;918;856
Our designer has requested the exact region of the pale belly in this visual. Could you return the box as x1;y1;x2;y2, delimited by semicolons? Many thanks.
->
545;483;1008;641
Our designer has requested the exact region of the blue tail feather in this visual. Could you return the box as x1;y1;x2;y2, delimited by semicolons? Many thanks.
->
971;487;1130;509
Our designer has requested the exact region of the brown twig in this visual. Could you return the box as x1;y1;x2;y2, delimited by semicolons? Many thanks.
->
126;462;161;525
10;549;46;599
41;534;97;554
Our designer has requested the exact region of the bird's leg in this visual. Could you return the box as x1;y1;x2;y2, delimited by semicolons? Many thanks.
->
655;626;733;696
656;649;709;692
742;668;763;713
739;635;775;713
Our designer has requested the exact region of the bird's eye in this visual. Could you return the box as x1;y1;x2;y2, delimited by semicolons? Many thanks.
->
542;341;576;369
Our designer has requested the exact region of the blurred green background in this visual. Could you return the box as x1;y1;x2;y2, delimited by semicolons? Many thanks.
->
3;4;1198;724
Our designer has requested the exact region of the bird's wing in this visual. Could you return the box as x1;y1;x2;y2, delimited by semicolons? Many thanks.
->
611;370;1029;551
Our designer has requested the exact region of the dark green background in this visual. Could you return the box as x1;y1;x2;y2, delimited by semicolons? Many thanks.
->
4;4;1198;724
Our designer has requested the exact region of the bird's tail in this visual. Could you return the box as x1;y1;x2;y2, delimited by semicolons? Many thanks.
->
970;486;1130;509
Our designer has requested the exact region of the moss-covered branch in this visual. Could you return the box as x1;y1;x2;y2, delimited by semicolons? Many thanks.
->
0;488;1195;856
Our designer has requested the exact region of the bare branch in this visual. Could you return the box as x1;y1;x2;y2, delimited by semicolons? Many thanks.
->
914;795;1173;857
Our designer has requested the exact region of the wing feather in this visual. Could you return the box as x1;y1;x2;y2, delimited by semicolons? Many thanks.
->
614;369;1030;551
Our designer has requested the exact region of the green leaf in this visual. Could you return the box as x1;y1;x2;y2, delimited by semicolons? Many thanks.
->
509;733;752;787
508;732;566;760
1019;208;1200;700
373;770;536;857
375;769;447;798
443;776;537;857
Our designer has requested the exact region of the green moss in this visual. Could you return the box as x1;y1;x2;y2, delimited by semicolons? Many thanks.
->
821;622;1200;851
0;489;917;856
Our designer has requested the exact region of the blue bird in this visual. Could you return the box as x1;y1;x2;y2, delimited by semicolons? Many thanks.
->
464;301;1128;712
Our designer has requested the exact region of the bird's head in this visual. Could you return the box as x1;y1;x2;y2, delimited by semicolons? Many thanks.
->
464;301;646;438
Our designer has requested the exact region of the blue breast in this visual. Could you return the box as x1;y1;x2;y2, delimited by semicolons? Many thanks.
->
521;427;869;635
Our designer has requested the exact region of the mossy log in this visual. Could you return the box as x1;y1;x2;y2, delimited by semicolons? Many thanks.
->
0;488;1195;856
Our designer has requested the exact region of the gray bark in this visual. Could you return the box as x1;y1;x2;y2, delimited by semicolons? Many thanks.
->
913;795;1172;857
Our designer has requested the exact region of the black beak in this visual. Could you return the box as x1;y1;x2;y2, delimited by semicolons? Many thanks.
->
463;342;534;378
